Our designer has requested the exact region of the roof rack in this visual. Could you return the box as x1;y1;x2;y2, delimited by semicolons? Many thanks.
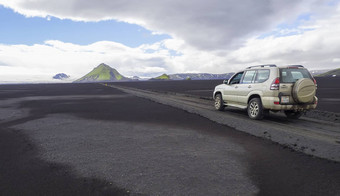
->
246;64;277;69
286;65;304;68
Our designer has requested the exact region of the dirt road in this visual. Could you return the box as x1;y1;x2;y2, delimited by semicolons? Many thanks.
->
116;77;340;113
109;84;340;162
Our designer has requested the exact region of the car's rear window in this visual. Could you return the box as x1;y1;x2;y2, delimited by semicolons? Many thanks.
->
280;68;312;83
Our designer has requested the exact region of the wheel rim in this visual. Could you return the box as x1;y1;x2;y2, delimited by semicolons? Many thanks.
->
249;102;259;117
215;96;221;109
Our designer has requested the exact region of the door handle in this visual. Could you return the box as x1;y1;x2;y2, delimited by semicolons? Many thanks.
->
248;85;252;88
235;86;238;89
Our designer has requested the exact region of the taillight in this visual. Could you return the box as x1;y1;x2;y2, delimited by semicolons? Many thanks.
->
270;77;280;90
313;78;317;87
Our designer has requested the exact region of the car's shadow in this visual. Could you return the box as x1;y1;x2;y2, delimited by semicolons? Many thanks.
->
222;107;294;124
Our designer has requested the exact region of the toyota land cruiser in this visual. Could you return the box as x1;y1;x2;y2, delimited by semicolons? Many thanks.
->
213;65;318;120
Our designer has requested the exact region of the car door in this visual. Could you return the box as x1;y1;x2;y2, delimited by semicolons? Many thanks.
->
223;72;244;104
237;70;257;105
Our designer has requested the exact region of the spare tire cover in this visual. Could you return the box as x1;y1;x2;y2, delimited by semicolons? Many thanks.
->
292;78;316;103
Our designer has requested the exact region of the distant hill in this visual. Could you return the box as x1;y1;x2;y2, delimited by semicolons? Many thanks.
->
316;68;340;77
53;73;70;80
74;63;131;83
149;73;234;81
169;73;234;80
310;69;331;76
150;74;170;81
130;76;141;81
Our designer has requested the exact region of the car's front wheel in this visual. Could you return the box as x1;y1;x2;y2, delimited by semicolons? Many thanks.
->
214;94;225;111
247;98;264;120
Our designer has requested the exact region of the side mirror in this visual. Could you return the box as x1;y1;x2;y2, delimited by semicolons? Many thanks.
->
223;79;229;84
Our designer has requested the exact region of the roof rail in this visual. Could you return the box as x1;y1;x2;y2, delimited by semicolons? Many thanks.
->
286;65;304;68
246;64;277;69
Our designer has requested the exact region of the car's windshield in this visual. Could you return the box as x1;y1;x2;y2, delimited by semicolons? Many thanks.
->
280;68;312;83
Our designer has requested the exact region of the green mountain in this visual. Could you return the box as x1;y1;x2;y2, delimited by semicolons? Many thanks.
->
150;74;171;80
316;68;340;77
75;63;130;83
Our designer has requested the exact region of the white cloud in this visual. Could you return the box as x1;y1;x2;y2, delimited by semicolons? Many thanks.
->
0;0;340;82
0;41;158;78
0;0;331;50
0;38;237;82
227;5;340;70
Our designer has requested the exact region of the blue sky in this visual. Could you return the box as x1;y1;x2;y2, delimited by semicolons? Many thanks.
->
258;13;314;39
0;5;170;47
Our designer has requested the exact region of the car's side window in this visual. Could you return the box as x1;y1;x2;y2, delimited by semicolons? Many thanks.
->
229;72;244;84
241;70;256;84
255;70;270;83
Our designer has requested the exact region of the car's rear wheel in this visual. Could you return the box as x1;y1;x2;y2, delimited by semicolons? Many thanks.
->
284;111;303;119
248;98;264;120
214;94;225;111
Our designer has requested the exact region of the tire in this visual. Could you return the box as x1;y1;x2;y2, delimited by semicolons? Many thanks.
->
247;98;264;120
284;111;303;119
214;94;225;111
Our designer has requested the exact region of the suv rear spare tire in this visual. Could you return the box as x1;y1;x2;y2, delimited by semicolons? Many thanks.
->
292;78;316;103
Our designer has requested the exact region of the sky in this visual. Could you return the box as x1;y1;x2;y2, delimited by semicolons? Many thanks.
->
0;0;340;82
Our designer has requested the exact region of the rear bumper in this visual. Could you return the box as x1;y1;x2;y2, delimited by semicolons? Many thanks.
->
262;96;318;111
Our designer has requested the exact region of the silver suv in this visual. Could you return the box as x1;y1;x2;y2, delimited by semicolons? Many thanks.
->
213;65;318;120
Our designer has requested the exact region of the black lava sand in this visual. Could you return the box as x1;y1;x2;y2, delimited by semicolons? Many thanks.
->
0;83;339;195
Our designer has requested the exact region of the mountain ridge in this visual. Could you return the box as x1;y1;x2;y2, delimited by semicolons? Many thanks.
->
168;73;234;80
53;73;70;80
316;68;340;77
149;74;171;81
